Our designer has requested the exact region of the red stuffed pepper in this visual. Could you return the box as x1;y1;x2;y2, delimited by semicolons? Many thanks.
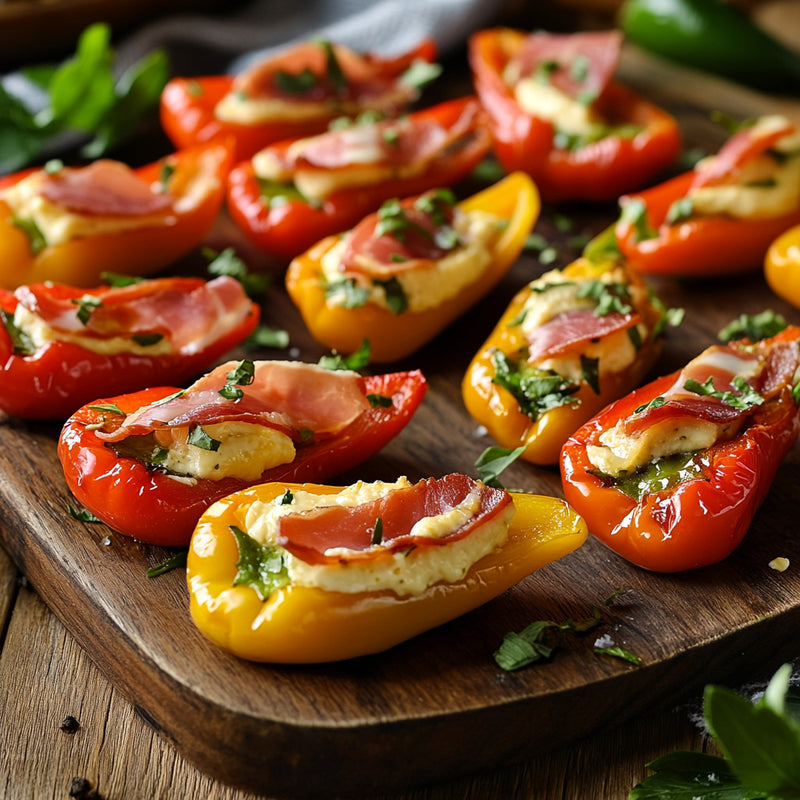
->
468;28;681;203
560;326;800;572
0;275;259;420
160;38;438;162
226;96;491;261
616;114;800;277
0;141;231;290
58;359;427;546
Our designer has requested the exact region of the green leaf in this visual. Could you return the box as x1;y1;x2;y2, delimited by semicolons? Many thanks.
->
9;216;47;255
629;751;755;799
187;425;221;452
683;375;764;411
67;504;101;523
494;621;557;671
229;525;290;602
70;294;102;325
366;393;392;408
399;59;442;90
619;197;657;242
246;325;290;350
374;276;408;314
323;276;370;309
218;359;255;400
86;403;124;415
583;224;622;263
318;339;371;371
100;271;143;287
474;445;525;489
706;678;800;797
146;550;188;578
718;310;788;343
0;308;35;355
593;644;642;665
203;246;269;298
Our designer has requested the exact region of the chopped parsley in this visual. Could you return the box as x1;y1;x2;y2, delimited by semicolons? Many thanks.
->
684;374;765;411
204;246;270;298
491;349;580;422
229;525;290;601
218;359;255;400
618;197;657;242
10;216;48;256
323;276;370;309
70;294;103;325
318;338;371;371
718;310;788;343
187;425;221;451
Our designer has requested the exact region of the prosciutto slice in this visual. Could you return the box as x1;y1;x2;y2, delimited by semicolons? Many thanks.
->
15;276;253;354
40;160;173;217
511;30;623;100
97;361;371;443
276;473;511;564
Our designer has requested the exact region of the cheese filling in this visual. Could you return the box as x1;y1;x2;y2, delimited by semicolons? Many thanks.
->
12;303;173;356
158;421;296;481
242;477;513;596
510;74;603;136
689;116;800;219
321;209;502;313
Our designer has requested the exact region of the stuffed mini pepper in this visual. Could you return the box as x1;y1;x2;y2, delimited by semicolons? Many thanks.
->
0;274;259;420
468;28;681;202
462;248;673;465
0;142;231;290
58;359;427;546
616;114;800;277
187;473;588;663
560;326;800;572
160;38;438;162
285;172;539;362
226;96;491;261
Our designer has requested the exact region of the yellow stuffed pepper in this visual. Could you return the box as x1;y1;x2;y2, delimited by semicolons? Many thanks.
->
187;473;586;663
765;223;800;309
284;172;539;362
462;245;675;465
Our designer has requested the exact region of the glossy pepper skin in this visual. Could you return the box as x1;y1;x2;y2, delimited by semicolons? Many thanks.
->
0;277;259;420
225;96;492;262
187;480;587;663
462;252;668;466
0;141;231;290
285;172;539;363
620;0;800;93
560;327;800;572
159;39;437;163
58;370;427;546
615;171;800;278
467;27;681;203
765;224;800;309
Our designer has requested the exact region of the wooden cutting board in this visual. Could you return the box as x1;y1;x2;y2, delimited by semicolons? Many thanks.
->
2;44;800;799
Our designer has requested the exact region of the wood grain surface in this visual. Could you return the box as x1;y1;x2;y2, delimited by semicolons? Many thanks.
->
2;40;800;800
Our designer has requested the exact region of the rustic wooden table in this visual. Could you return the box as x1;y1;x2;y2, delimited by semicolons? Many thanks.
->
2;4;800;799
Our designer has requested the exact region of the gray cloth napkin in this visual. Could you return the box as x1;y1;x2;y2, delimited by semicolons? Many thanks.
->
115;0;500;75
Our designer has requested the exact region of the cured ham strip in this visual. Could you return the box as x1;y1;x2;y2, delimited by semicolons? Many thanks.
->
511;30;622;100
233;40;419;106
526;308;640;362
276;473;511;565
15;276;252;353
97;361;371;442
622;345;765;436
40;160;173;216
339;194;459;275
691;116;797;190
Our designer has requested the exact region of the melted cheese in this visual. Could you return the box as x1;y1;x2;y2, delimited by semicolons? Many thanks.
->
161;421;296;481
243;477;513;596
586;417;721;476
509;73;602;135
322;209;501;313
13;304;173;356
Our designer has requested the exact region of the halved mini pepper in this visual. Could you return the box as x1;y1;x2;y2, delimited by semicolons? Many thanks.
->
160;38;438;162
560;326;800;572
765;223;800;309
285;172;539;363
462;246;672;465
0;275;259;419
468;27;681;203
187;475;588;663
58;362;427;546
0;141;231;289
616;115;800;277
226;96;491;261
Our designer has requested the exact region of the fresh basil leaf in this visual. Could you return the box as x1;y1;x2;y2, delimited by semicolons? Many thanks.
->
146;549;187;578
100;271;143;287
629;751;753;800
580;354;600;394
366;393;392;408
187;425;221;452
399;59;442;90
323;276;370;309
70;294;102;325
494;621;557;671
9;216;47;255
491;349;580;421
718;310;788;343
229;525;290;601
280;489;294;505
474;445;525;489
374;276;408;315
203;246;269;298
317;38;347;94
0;308;35;355
318;338;371;371
619;197;657;242
705;676;800;797
131;333;163;347
683;375;765;411
219;359;255;399
246;325;290;350
86;403;124;415
593;644;642;665
67;504;101;523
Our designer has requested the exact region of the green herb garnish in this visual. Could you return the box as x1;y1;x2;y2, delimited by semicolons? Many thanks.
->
318;338;371;371
9;217;48;255
0;309;35;355
187;425;221;451
684;375;765;411
218;359;255;400
203;246;269;298
146;550;187;578
70;294;102;325
246;325;290;350
229;525;290;601
718;310;788;343
474;445;526;489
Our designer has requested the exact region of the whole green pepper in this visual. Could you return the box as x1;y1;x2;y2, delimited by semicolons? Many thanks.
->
620;0;800;93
